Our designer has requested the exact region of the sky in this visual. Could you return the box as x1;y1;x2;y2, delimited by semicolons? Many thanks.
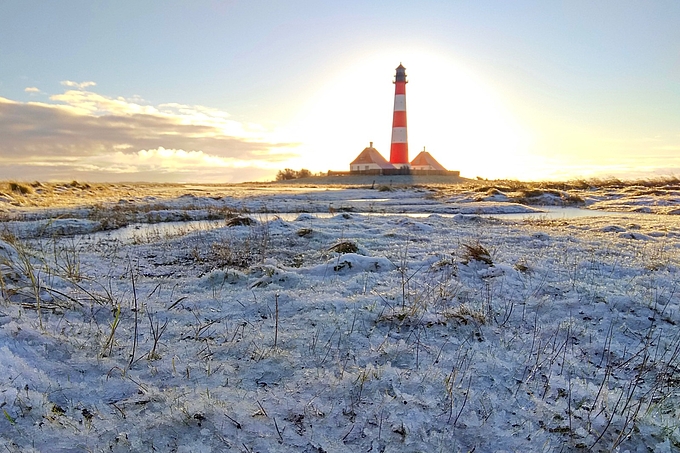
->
1;1;679;183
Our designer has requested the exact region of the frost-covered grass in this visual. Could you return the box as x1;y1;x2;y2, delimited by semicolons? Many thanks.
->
1;185;680;452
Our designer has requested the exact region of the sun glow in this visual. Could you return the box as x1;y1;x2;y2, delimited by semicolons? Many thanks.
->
285;49;533;179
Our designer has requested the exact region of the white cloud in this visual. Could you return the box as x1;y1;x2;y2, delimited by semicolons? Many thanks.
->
49;89;160;116
0;83;300;182
151;146;268;168
60;80;97;89
24;87;41;94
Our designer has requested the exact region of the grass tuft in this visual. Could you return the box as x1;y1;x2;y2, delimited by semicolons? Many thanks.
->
329;241;358;254
461;242;493;265
9;182;33;195
226;216;254;227
296;228;313;237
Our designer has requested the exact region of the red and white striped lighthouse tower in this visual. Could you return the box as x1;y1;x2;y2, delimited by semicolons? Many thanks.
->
389;63;409;166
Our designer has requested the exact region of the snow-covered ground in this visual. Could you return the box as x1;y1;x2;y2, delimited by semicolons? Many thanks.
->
1;184;680;452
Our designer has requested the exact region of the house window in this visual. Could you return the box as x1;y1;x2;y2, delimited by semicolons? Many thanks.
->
365;166;369;170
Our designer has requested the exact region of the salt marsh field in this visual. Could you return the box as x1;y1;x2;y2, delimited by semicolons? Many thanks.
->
1;180;680;452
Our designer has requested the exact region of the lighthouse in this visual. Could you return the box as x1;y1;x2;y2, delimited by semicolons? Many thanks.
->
389;63;409;166
346;63;459;177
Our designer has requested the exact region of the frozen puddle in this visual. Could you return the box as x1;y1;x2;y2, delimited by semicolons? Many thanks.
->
484;206;629;220
89;207;631;244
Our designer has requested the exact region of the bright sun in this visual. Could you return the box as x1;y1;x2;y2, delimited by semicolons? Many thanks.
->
284;48;533;179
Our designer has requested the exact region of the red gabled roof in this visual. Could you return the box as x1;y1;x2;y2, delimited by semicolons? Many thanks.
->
351;146;396;169
410;151;447;171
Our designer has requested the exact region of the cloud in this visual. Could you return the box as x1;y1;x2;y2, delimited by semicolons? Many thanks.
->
0;147;280;182
0;84;300;182
60;80;97;89
0;161;276;184
24;87;41;94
